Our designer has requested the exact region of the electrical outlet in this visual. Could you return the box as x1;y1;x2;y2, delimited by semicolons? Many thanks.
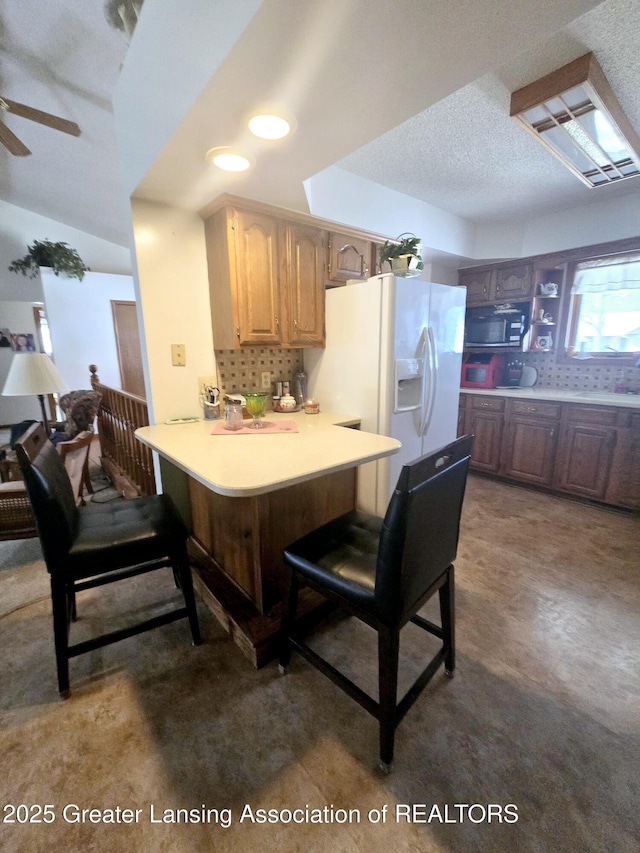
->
261;371;271;390
171;344;186;366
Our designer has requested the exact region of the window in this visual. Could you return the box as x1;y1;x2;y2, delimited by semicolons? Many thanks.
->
564;254;640;359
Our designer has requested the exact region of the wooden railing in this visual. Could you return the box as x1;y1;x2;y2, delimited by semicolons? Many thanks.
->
89;365;156;496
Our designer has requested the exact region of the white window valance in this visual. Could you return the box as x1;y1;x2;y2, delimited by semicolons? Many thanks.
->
572;255;640;294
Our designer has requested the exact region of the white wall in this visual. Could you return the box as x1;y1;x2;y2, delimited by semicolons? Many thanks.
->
0;201;132;303
130;200;217;423
41;270;136;393
472;192;640;261
304;167;476;266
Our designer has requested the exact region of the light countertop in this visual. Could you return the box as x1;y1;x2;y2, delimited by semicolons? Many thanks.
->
461;387;640;409
136;410;400;497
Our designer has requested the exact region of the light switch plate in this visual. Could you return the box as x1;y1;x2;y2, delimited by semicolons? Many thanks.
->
171;344;186;366
261;371;271;390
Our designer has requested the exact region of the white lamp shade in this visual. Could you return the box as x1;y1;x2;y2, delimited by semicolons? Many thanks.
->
2;353;70;397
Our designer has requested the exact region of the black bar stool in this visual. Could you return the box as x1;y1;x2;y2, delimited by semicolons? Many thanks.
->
279;435;473;771
16;423;201;698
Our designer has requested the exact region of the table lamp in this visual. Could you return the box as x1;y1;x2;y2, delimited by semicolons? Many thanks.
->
2;352;70;434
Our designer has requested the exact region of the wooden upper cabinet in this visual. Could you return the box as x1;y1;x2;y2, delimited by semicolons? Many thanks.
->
494;263;534;300
459;268;493;304
204;204;326;349
285;223;325;347
233;209;282;346
460;263;533;305
327;232;371;286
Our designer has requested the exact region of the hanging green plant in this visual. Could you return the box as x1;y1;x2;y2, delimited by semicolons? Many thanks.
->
8;239;88;281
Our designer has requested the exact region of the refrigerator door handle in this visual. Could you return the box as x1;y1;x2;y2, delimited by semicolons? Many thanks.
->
419;326;438;438
417;327;429;436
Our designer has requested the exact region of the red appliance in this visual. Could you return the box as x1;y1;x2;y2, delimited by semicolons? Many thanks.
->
460;353;505;389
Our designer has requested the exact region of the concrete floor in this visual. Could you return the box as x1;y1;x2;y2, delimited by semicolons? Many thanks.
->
0;475;638;852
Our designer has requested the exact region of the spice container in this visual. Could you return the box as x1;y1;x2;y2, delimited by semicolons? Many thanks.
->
304;398;320;414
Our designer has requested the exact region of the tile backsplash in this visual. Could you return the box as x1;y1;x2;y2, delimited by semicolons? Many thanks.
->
524;351;640;394
215;347;639;403
215;348;303;398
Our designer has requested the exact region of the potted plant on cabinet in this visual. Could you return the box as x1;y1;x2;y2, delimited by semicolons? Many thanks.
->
8;239;88;281
378;233;423;278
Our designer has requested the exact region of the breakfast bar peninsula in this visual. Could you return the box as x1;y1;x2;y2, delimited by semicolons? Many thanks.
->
136;411;400;666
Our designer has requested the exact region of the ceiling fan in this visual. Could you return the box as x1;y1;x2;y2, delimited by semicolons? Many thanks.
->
0;97;81;156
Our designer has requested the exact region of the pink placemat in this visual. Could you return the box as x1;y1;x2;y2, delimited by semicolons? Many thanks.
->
211;419;298;435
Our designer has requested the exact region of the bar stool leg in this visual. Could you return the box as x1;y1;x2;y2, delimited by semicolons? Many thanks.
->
439;565;455;676
378;624;400;772
279;571;299;674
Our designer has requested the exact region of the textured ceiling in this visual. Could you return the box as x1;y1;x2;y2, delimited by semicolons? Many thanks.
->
0;0;638;251
338;0;640;225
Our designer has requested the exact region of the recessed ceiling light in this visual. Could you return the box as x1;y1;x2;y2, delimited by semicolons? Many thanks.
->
206;147;252;172
248;114;291;140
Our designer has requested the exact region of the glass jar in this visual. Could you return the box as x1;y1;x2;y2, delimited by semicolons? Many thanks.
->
224;399;244;430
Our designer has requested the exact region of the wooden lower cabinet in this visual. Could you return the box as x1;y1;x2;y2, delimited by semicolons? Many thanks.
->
462;393;639;509
464;395;504;473
555;424;616;500
502;400;560;487
606;411;640;509
187;468;356;666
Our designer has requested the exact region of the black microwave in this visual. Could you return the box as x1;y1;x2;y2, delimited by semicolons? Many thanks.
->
464;310;526;348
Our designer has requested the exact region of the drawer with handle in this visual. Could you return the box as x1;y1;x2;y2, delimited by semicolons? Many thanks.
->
469;395;505;412
509;400;561;419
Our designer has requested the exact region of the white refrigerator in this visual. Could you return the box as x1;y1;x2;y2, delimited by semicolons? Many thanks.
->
304;273;466;515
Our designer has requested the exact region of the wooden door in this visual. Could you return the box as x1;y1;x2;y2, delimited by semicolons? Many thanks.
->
234;209;281;345
285;223;325;347
111;300;145;398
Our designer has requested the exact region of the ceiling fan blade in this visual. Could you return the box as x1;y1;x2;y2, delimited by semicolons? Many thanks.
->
0;120;31;156
2;98;81;137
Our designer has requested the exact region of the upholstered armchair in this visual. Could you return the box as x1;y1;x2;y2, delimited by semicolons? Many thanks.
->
51;390;102;444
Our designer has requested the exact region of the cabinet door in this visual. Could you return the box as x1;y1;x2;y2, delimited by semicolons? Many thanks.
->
234;210;282;345
606;412;640;509
465;398;504;473
503;417;558;485
327;232;371;286
459;269;492;304
555;422;616;499
494;263;533;300
285;223;325;347
502;400;560;486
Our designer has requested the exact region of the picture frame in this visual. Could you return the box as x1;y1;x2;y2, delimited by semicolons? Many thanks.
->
11;332;36;352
